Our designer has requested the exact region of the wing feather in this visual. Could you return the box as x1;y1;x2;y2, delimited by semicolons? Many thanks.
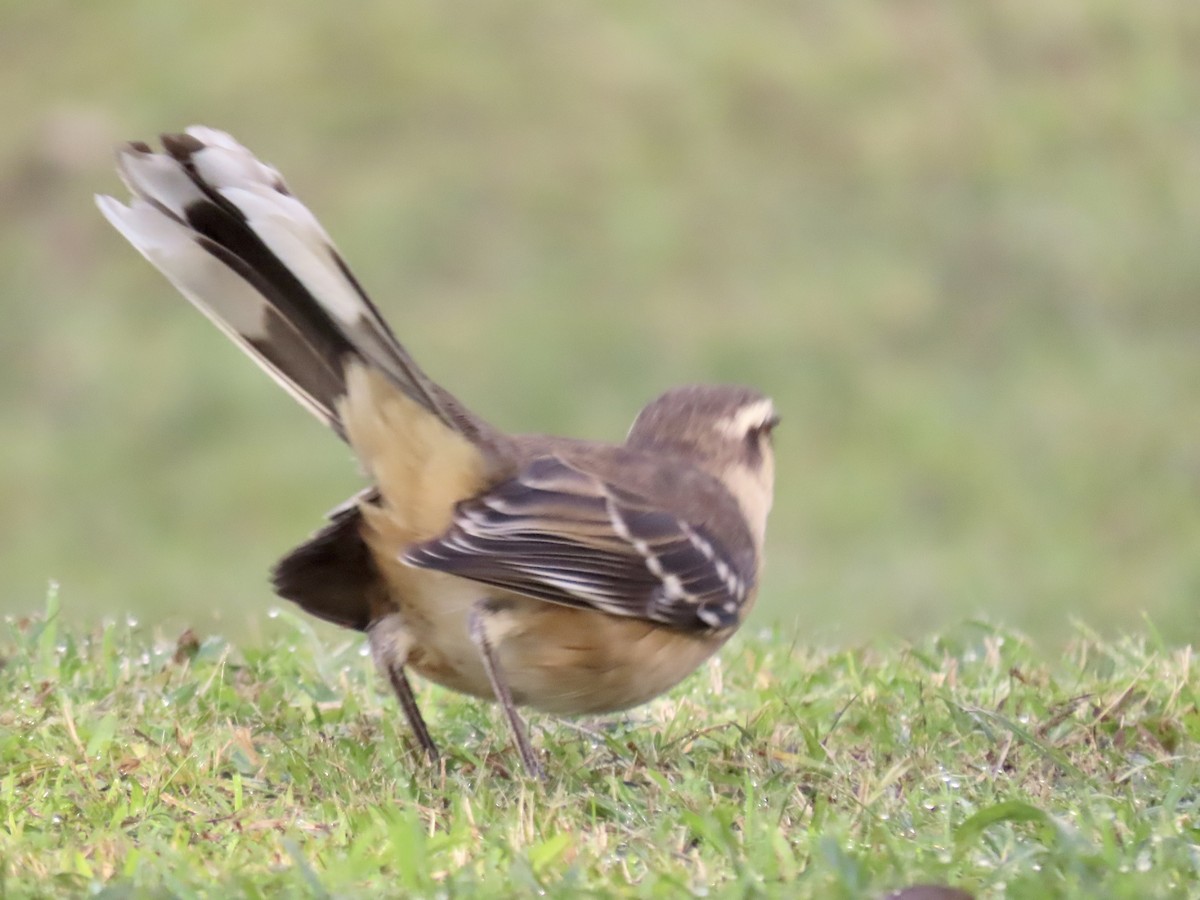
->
404;456;751;631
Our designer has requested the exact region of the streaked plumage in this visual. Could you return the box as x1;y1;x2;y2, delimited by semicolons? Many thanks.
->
97;127;778;774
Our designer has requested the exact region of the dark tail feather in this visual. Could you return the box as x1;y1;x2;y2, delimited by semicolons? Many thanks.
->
271;491;379;632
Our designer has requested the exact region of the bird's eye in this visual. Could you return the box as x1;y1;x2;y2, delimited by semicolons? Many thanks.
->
746;414;780;442
742;414;778;462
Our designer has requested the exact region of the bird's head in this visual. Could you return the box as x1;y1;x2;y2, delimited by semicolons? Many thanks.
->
626;385;779;544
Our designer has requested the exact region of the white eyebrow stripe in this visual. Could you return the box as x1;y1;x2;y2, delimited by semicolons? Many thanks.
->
714;398;777;438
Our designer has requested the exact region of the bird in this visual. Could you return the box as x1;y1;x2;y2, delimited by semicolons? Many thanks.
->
96;127;778;775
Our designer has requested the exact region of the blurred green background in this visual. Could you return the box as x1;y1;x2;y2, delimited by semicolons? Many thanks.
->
3;2;1198;643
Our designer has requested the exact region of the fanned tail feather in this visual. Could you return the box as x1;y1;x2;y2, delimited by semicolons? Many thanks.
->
95;126;455;439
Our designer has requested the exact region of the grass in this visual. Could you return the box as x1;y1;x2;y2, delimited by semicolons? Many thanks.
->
3;592;1196;898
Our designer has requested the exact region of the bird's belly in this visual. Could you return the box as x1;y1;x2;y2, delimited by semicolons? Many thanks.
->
484;599;724;716
397;577;725;716
401;575;496;700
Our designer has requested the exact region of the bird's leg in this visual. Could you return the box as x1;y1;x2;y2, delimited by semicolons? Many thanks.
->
383;664;439;762
368;615;439;762
468;599;543;778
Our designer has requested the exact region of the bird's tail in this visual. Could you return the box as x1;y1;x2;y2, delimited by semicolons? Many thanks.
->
96;126;463;440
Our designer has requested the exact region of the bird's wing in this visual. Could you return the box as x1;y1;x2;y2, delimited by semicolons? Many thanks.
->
404;455;753;631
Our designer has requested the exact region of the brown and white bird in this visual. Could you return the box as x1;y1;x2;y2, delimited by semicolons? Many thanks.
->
96;127;778;775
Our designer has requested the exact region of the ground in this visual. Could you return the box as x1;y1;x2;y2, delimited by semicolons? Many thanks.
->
3;593;1195;897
